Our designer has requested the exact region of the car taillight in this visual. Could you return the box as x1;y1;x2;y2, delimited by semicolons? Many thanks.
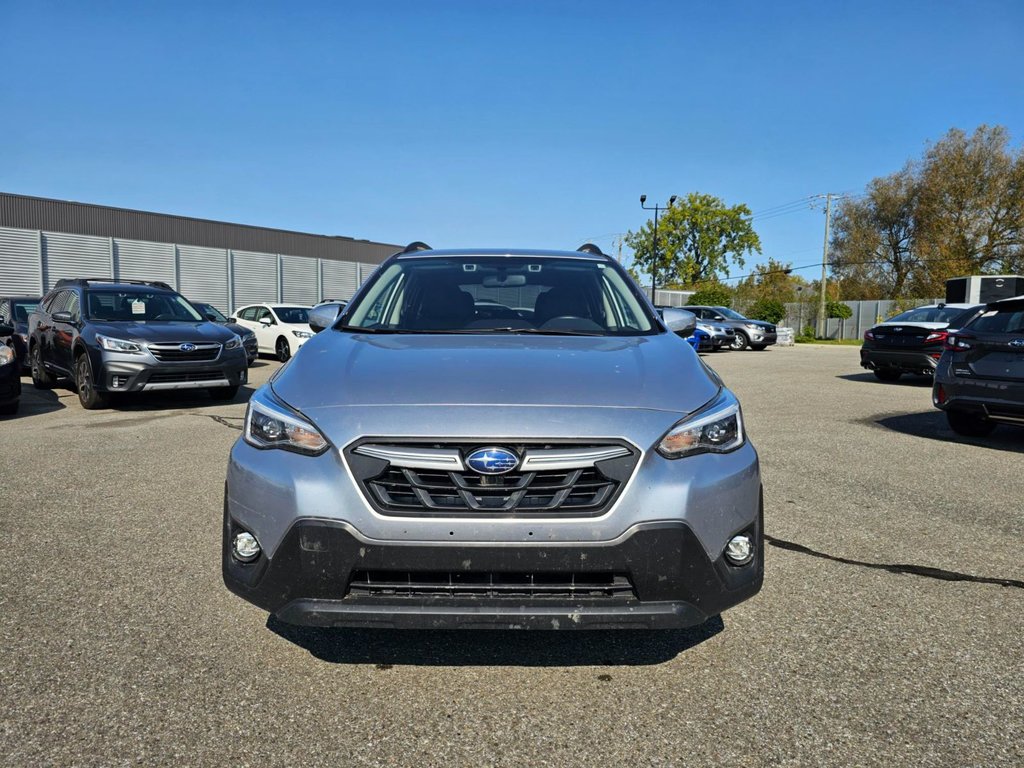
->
945;333;973;351
863;330;875;341
924;331;947;345
934;383;946;405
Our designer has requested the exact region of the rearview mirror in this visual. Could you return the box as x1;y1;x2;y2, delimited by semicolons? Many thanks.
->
662;308;697;337
308;303;343;333
482;274;526;288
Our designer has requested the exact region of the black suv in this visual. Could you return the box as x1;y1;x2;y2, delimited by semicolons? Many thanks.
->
933;296;1024;436
28;279;248;409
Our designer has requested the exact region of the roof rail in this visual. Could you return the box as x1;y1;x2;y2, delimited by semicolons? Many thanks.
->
54;278;175;291
398;241;432;255
576;243;605;256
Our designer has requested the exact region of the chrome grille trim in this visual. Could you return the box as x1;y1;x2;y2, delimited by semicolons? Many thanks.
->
353;443;631;472
354;445;465;471
520;446;631;471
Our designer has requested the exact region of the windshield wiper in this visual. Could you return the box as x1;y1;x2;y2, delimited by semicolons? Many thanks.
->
454;327;605;337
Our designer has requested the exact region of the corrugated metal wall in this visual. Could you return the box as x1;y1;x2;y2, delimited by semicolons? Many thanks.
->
114;238;175;285
0;226;42;295
43;231;112;286
0;225;376;314
179;244;229;311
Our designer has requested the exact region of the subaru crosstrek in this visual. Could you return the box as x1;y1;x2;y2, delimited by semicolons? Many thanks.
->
223;244;763;629
28;279;248;409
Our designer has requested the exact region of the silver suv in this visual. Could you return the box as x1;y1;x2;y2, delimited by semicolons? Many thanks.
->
223;244;763;630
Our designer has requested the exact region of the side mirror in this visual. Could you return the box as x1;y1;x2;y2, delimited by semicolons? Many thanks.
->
227;317;237;323
53;311;74;323
0;323;13;336
259;317;273;326
308;303;342;333
205;313;219;322
662;308;697;337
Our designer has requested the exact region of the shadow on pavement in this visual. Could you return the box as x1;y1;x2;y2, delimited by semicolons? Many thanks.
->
870;409;1024;454
4;380;68;419
266;614;724;667
836;372;933;387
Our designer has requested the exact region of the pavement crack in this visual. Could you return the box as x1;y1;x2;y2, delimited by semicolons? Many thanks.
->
764;534;1024;590
196;414;244;431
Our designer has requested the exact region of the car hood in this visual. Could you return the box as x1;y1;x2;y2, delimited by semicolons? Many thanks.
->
272;331;720;415
89;321;236;343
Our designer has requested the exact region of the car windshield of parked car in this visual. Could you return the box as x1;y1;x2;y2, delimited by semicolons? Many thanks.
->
196;302;227;322
714;307;748;321
86;291;204;322
12;301;39;322
342;256;656;335
968;307;1024;333
887;306;970;324
274;307;310;324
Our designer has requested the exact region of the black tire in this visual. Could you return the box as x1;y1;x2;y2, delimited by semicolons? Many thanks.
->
276;336;291;363
946;409;996;437
0;400;17;416
730;332;749;351
873;369;902;382
30;345;56;390
208;385;239;401
75;353;109;410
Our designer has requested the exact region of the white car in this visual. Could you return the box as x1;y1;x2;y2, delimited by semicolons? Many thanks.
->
231;304;314;362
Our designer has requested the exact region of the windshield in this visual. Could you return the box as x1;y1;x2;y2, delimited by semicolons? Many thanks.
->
886;306;973;324
714;307;748;321
274;307;310;324
12;301;39;323
196;302;227;322
86;291;204;322
342;256;657;335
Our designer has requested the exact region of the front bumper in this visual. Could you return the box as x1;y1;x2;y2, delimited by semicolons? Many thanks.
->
223;509;763;630
747;330;777;346
91;347;248;393
0;362;20;405
861;348;941;375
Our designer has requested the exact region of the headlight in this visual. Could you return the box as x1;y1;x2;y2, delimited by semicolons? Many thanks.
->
292;330;313;339
657;392;745;458
96;334;144;354
244;387;329;455
224;334;242;350
0;345;14;366
745;323;762;331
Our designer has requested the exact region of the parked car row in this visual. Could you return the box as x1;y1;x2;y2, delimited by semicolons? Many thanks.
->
860;298;1024;438
656;305;777;353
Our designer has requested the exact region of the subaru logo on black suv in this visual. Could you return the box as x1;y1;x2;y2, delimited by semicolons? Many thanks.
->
222;242;763;631
27;278;248;410
466;447;520;474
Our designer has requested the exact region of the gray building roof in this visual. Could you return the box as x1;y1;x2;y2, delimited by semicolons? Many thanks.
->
0;192;400;265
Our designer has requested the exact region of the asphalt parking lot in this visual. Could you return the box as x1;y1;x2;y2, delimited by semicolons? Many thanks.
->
2;346;1022;767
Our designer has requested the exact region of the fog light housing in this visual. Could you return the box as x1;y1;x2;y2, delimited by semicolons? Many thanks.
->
724;534;754;566
232;531;261;562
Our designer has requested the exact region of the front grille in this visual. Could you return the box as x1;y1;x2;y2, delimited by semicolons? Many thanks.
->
348;441;638;518
148;342;221;362
347;570;635;599
147;371;224;384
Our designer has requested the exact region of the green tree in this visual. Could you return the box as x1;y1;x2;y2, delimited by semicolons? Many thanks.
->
732;258;803;308
826;300;853;319
747;298;786;324
687;283;733;307
625;193;761;288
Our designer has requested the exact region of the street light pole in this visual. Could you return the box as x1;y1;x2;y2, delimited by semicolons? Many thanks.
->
640;194;676;301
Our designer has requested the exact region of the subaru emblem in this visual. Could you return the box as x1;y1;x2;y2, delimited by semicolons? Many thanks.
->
1010;339;1024;348
180;342;197;352
465;447;519;475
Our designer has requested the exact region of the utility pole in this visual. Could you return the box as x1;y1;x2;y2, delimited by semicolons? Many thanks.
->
817;193;834;338
640;194;676;301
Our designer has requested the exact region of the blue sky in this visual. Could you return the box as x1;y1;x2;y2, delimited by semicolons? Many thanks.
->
2;0;1022;284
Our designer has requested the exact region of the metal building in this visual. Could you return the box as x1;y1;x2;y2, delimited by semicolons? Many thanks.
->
0;192;399;313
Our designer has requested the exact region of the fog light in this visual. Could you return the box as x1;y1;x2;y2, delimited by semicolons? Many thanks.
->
724;534;754;566
232;531;261;562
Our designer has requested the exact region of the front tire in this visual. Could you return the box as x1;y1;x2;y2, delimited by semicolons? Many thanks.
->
946;409;996;437
75;353;109;410
276;336;291;363
730;332;749;351
750;343;768;351
208;386;239;401
0;400;17;416
873;369;902;382
30;345;56;390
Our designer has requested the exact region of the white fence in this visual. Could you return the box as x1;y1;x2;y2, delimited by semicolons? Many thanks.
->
0;225;377;314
